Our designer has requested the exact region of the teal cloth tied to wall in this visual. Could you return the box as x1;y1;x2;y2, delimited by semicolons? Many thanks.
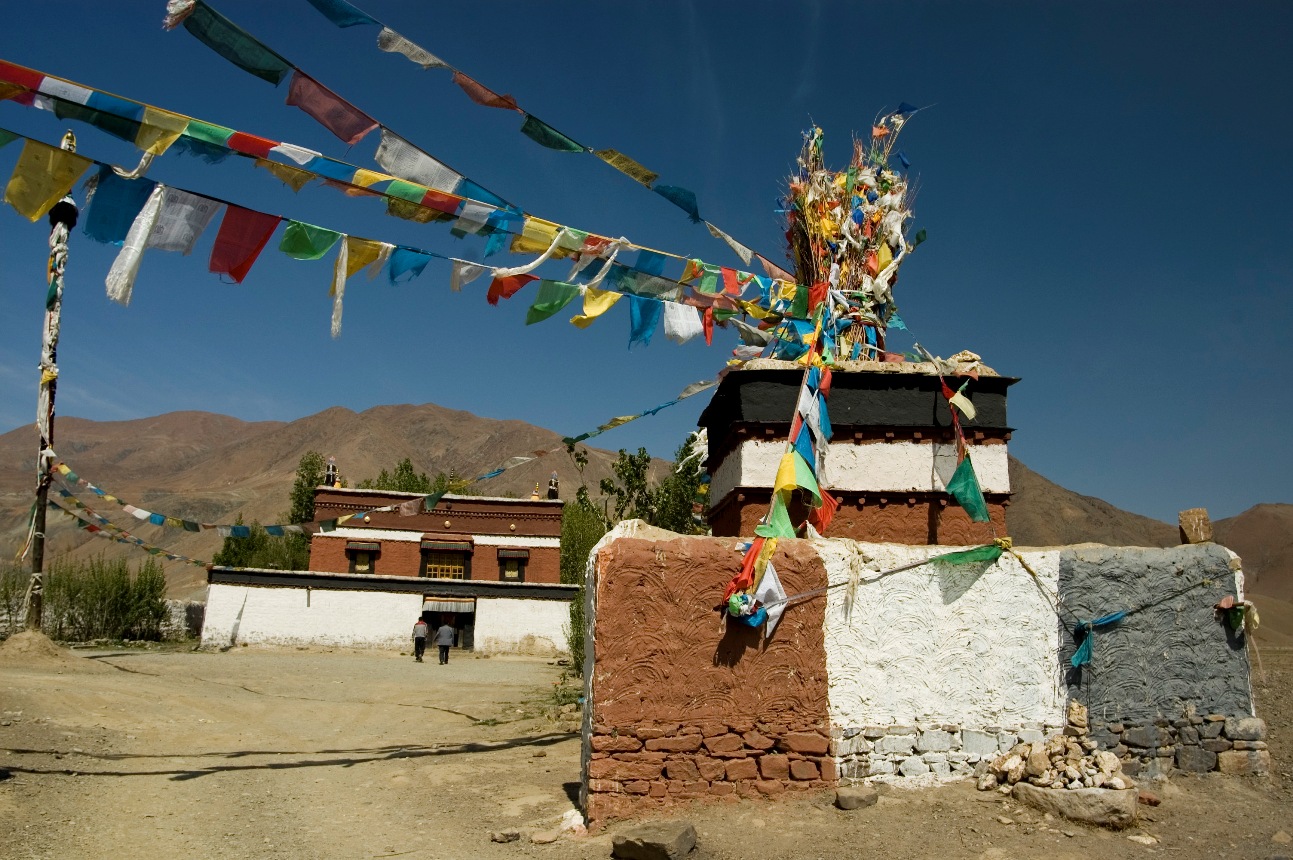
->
1071;611;1129;667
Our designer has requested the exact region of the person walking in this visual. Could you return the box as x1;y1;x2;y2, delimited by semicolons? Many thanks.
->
434;619;456;665
412;617;428;662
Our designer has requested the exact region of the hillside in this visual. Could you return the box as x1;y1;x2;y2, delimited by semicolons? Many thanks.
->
0;405;667;600
1;407;1288;640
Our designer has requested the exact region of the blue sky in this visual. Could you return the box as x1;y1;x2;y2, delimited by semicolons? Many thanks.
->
1;1;1289;523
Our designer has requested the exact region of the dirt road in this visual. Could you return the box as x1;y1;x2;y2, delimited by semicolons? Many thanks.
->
1;639;1290;860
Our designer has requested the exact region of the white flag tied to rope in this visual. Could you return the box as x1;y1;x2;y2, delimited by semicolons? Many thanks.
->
754;561;787;639
147;188;222;254
374;129;462;194
106;184;165;306
450;259;488;292
662;301;704;343
377;28;449;70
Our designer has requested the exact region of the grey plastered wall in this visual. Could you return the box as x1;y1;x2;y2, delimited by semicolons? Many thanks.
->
1057;544;1251;724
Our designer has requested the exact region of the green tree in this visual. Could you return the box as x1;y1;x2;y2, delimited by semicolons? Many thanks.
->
599;448;657;523
359;459;478;496
289;451;327;525
652;432;708;535
212;451;322;571
598;432;708;534
560;447;607;675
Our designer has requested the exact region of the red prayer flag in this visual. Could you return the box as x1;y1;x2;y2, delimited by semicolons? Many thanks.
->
209;206;280;283
808;487;839;534
818;367;832;397
871;125;890;139
702;307;714;346
451;71;520;112
486;273;538;305
723;537;765;601
721;267;740;295
757;254;795;282
421;188;461;215
286;71;378;145
0;60;42;105
808;280;829;313
226;131;277;159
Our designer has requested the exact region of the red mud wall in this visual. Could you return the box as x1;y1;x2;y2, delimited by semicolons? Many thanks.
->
585;535;832;823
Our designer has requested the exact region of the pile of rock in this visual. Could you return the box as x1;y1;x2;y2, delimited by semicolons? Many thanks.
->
977;702;1131;793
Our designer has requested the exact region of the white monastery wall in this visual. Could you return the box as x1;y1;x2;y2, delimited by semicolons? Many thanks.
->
710;439;1010;502
474;597;569;656
817;540;1064;731
201;583;420;649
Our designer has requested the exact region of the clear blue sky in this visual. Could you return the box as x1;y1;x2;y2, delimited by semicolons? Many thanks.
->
1;1;1289;523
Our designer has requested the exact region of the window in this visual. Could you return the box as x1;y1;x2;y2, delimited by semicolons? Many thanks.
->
345;541;380;574
500;558;525;582
422;551;467;579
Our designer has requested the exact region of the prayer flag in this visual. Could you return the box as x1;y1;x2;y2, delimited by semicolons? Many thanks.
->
3;139;92;221
209;205;280;283
487;272;537;305
279;220;341;260
181;1;292;85
525;280;580;324
520;115;584;152
662;302;703;344
449;259;487;292
453;201;496;235
452;71;519;111
705;221;754;265
725;537;765;600
255;158;315;191
105;185;165;306
286;71;377;145
757;254;795;282
930;543;1003;566
949;389;977;420
808;487;839;534
755;494;797;539
570;287;621;328
135;106;189;156
946;456;990;522
388;247;432;284
654;184;701;223
374;129;461;193
147;187;222;254
304;0;379;27
184;119;235;149
272;143;322;165
627;295;662;348
0;129;16;149
511;217;561;255
83;167;157;245
753;561;787;639
593;149;657;186
377;28;448;69
226;131;276;159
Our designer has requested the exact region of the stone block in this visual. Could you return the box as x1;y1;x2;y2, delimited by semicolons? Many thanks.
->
694;757;725;781
789;759;819;780
820;758;838;782
1119;757;1141;777
594;735;645;752
1013;783;1138;829
1090;728;1121;749
759;754;790;780
1178;507;1214;543
996;732;1018;751
898;756;929;776
836;785;879;810
701;734;744;754
1018;729;1045;744
1216;750;1270;775
1224;717;1266;741
862;727;886;740
589;759;665;782
1200;738;1233;753
1123;726;1167;749
612;820;697;860
645;735;703;753
725;759;758;781
742;730;775;751
649;782;667;798
784;731;829;755
1234;740;1268;751
830;735;872;757
961;730;999;758
634;724;680;741
589;779;622;794
1179;726;1200;745
869;759;894;775
665;759;700;781
698;721;729;737
623;780;651;795
1175;747;1217;773
917;730;954;752
1142;757;1173;781
875;734;917;755
1199;720;1225;739
755;780;785;796
710;782;735;796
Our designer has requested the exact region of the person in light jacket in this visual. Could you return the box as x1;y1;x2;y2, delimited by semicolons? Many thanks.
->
412;618;428;662
434;619;456;665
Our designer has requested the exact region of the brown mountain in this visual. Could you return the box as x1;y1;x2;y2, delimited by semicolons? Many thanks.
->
0;404;666;601
1;407;1287;641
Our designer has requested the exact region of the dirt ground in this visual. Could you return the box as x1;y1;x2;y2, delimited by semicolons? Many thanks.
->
1;638;1290;860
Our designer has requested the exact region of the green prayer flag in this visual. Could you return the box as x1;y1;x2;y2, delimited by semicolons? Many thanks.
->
52;101;140;144
912;228;928;248
946;456;991;522
520;115;584;152
184;1;292;85
525;279;580;325
385;179;429;204
278;220;341;260
790;285;809;319
754;494;797;539
930;543;1003;566
184;119;235;148
0;129;16;149
791;451;822;506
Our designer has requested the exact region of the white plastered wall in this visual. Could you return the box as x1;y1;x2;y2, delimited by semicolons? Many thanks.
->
710;439;1009;503
201;583;421;649
816;540;1064;730
474;597;570;656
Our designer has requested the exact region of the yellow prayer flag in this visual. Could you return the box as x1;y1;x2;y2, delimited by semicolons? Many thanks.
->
877;242;893;271
135;107;189;156
3;139;92;222
344;236;383;279
773;452;798;498
255;158;314;192
593;149;658;187
570;287;622;328
738;299;776;320
751;536;778;590
949;391;977;420
510;217;561;255
350;169;393;189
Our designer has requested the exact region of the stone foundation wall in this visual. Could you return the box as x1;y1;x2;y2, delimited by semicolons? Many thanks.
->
1089;714;1269;780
